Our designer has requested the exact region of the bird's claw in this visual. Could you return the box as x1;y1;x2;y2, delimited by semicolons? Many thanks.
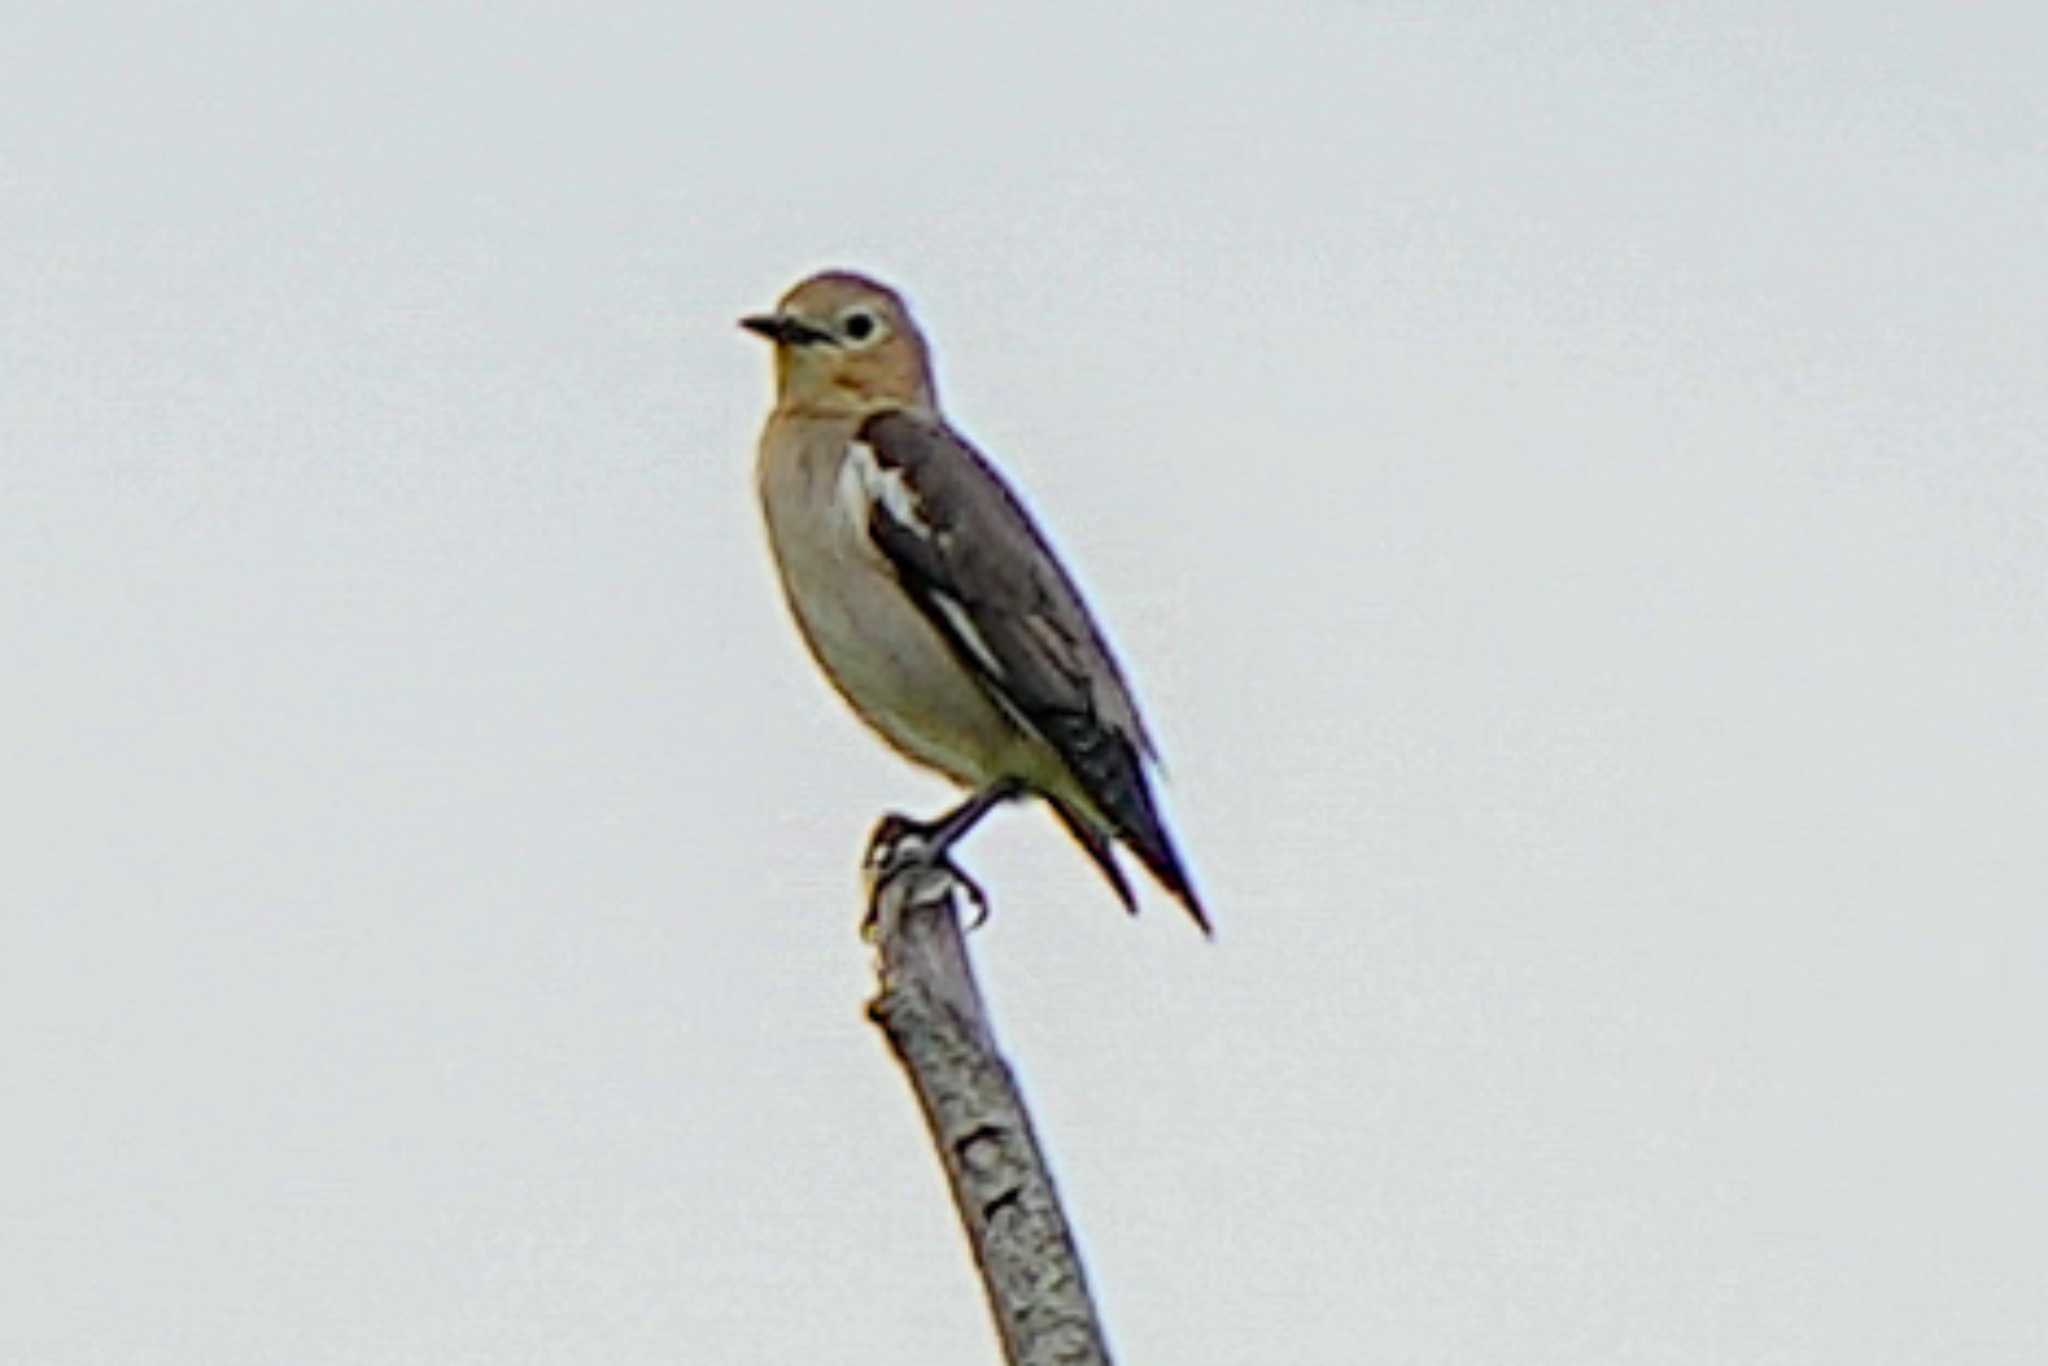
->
862;812;994;936
953;861;991;930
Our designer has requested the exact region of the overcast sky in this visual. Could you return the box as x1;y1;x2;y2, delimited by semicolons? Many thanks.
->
4;3;2044;1363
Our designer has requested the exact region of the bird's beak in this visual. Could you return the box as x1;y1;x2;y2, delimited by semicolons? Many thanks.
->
740;312;831;347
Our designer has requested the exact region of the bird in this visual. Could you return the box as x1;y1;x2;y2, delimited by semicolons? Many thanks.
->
742;270;1208;933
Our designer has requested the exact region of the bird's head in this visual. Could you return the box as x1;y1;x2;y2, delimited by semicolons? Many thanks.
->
742;271;937;416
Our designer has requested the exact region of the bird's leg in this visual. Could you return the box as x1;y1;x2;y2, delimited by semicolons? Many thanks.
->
919;776;1026;856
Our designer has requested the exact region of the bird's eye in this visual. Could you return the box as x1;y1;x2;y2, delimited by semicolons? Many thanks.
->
841;310;881;345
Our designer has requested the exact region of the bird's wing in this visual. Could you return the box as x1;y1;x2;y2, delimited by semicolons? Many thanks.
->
850;408;1206;928
852;408;1151;757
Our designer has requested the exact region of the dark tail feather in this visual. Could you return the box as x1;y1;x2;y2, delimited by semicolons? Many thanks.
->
1052;795;1211;938
1049;797;1138;915
1038;714;1212;935
1120;812;1212;937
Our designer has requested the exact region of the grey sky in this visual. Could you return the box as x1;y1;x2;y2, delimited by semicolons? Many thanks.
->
4;3;2043;1362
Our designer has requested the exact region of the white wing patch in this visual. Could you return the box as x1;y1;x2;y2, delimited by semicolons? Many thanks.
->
930;589;1008;682
840;439;1013;690
839;440;933;541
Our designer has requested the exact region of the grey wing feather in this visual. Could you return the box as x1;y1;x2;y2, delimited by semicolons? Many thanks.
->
855;409;1152;759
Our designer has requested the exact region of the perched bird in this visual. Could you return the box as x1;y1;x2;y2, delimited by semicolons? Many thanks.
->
743;270;1208;933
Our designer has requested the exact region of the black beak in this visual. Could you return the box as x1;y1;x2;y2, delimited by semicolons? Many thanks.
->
740;313;831;346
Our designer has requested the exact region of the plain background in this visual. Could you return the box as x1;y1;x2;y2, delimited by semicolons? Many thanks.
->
4;3;2043;1362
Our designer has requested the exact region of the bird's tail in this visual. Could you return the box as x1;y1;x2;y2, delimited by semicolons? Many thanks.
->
1049;791;1210;936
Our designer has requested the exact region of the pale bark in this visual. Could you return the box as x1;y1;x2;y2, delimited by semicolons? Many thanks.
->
862;819;1114;1366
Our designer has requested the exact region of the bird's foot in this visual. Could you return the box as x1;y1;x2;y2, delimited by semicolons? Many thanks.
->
861;811;994;940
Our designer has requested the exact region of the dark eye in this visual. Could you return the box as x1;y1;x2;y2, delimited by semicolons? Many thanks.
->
843;311;876;342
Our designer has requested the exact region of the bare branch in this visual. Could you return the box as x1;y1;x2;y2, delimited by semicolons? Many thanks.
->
862;819;1114;1366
